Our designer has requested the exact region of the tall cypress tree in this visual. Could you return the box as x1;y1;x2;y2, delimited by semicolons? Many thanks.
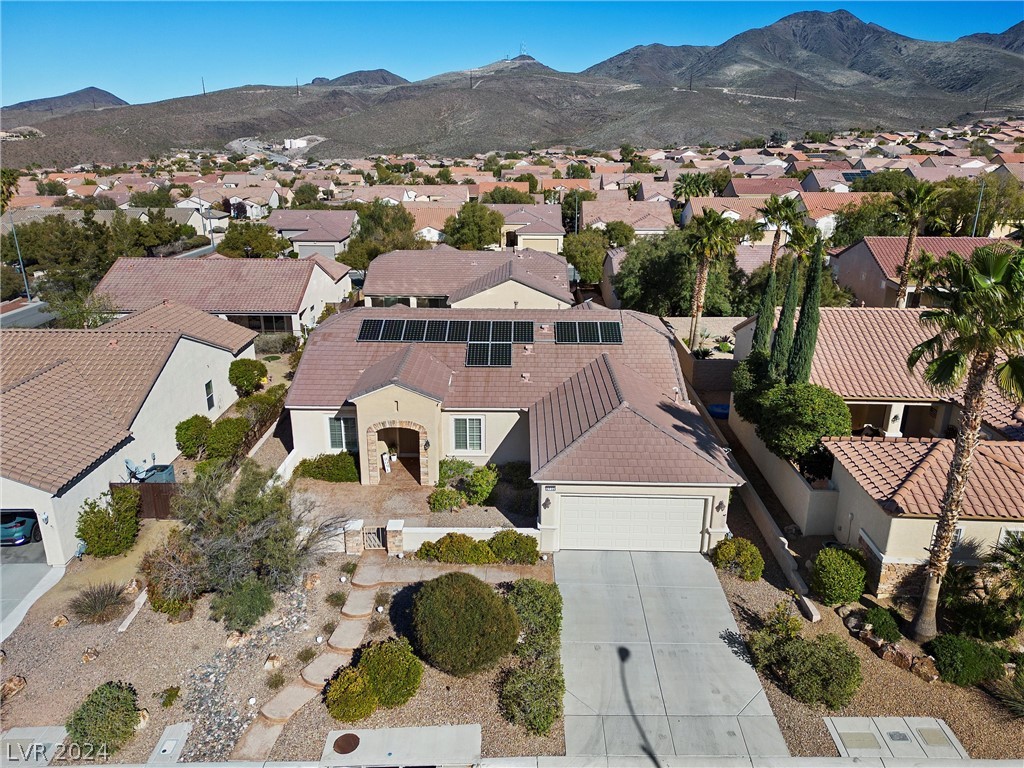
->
786;240;825;384
769;262;800;379
750;268;777;357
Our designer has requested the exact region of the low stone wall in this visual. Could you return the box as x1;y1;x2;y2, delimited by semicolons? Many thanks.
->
859;536;929;599
402;526;541;553
674;339;738;393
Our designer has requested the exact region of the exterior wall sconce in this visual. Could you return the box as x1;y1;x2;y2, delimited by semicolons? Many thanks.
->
542;498;552;509
423;439;430;451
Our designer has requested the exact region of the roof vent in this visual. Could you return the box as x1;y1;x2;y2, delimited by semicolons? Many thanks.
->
521;372;531;382
523;344;533;354
108;338;119;348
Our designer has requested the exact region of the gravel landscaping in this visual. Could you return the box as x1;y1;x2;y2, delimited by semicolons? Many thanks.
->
720;497;1024;760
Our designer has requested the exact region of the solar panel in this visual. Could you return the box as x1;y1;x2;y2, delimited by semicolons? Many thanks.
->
513;321;534;343
447;320;470;342
402;319;427;342
491;321;513;343
469;321;492;342
554;321;578;344
424;320;448;342
466;343;491;367
357;318;384;341
578;321;601;344
489;343;512;366
599;321;623;344
380;319;405;341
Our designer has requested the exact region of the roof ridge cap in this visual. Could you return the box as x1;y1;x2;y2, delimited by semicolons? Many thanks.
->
601;353;625;404
1;358;72;394
979;445;1024;477
883;441;944;514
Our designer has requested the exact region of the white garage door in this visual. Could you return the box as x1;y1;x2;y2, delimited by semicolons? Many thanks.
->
559;495;707;551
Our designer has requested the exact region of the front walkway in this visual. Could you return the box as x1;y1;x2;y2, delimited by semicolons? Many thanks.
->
556;551;789;760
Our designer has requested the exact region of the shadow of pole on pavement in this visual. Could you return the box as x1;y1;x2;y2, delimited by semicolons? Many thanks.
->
618;645;663;768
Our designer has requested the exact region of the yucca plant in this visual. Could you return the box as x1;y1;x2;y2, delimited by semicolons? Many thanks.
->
69;582;130;624
986;669;1024;718
986;531;1024;619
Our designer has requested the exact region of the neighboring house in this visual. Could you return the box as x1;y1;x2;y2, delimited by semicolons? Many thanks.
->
402;203;463;243
635;181;676;203
362;248;572;309
484;204;565;253
797;191;889;239
831;236;1001;307
0;302;256;565
95;256;352;335
800;169;852;193
266;209;359;257
335;185;469;206
682;196;783;243
286;306;742;553
581;201;676;236
822;436;1024;597
600;247;628;309
722;178;802;197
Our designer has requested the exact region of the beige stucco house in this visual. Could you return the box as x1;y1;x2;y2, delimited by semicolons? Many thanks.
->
484;204;565;254
285;306;743;553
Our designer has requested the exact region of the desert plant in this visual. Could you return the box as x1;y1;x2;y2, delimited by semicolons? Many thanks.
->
487;530;540;565
416;532;496;564
159;686;180;708
322;620;338;635
865;605;902;643
267;671;286;690
75;486;140;558
326;591;348;609
341;561;358;575
175;414;212;459
948;595;1020;642
811;547;867;605
357;637;423;708
228;358;268;396
987;530;1024;618
413;572;519;676
710;537;764;581
368;615;388;634
374;589;391;609
927;634;1005;686
69;582;130;624
325;667;378;722
507;579;562;660
235;384;286;428
66;681;140;754
297;647;318;664
254;332;300;355
465;464;499;505
437;457;474;486
748;600;803;671
500;658;565;735
205;416;251;461
776;634;862;709
294;453;359;482
209;576;274;632
986;668;1024;718
427;486;466;513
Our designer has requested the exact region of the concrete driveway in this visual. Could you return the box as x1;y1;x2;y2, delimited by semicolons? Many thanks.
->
1;542;62;642
556;551;789;759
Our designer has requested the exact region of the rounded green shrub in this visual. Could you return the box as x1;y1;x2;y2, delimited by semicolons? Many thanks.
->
507;578;562;660
325;667;379;722
776;634;861;709
175;414;212;459
75;487;140;558
710;537;764;581
295;453;359;482
438;457;474;487
488;530;539;564
926;634;1005;687
756;382;851;464
357;637;423;708
413;572;519;676
235;384;287;428
229;358;268;396
864;605;902;643
811;547;866;606
427;486;466;513
416;533;496;564
465;464;499;505
205;417;251;461
500;659;565;735
209;576;274;632
66;681;140;754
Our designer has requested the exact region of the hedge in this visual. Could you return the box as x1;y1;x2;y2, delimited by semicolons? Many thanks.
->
416;531;540;565
66;682;140;754
325;667;378;722
295;453;359;482
500;659;564;735
507;578;562;660
175;414;212;459
254;333;299;355
205;417;251;461
357;637;423;708
76;486;140;558
927;634;1006;687
228;358;268;396
811;547;866;605
488;529;540;565
427;486;466;513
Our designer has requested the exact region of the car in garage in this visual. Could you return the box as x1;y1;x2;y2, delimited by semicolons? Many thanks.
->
1;510;41;546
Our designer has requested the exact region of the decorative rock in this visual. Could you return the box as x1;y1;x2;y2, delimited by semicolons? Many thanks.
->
911;655;940;682
50;614;69;628
1004;663;1017;678
124;577;144;596
263;653;283;671
861;632;886;651
844;614;863;631
247;696;257;706
1;675;27;702
0;649;6;665
881;643;914;670
82;648;99;664
303;572;321;590
134;708;150;730
225;631;246;648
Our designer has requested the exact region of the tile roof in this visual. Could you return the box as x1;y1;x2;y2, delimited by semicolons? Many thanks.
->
99;300;257;354
362;248;570;303
349;345;454;403
581;201;676;231
1;361;133;494
844;236;1002;282
530;354;741;485
725;178;803;196
798;191;889;220
95;257;323;313
402;203;463;232
484;204;565;235
266;209;357;243
824;437;1024;521
685;196;769;221
306;253;353;282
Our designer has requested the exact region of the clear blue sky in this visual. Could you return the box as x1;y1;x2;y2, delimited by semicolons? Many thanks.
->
2;1;1021;106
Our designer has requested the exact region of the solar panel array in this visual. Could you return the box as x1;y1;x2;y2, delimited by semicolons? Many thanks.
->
554;321;622;344
358;318;533;345
466;342;513;367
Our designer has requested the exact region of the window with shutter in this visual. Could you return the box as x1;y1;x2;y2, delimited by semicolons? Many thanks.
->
453;417;483;452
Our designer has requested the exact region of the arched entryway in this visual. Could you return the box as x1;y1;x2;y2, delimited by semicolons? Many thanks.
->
365;420;429;485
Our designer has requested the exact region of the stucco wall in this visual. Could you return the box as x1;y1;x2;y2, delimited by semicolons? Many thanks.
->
440;409;530;466
299;269;352;330
352;386;442;486
517;235;563;254
450;281;570;310
601;258;621;309
402;526;541;552
733;321;755;360
831;241;893;307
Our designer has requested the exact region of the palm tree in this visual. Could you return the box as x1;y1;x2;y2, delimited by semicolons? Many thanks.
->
673;172;713;207
686;209;736;348
907;244;1024;642
756;194;803;273
986;531;1024;621
893;182;944;308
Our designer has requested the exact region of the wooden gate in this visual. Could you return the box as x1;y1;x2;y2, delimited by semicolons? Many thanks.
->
110;482;179;520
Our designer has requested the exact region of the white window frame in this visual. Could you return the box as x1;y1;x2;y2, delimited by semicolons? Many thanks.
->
328;414;359;453
997;526;1024;547
451;415;485;454
931;523;964;549
205;380;215;411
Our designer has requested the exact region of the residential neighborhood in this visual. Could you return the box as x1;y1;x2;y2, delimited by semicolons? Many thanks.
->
1;5;1024;767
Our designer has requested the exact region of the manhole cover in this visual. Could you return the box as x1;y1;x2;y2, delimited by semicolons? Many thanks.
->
333;734;360;755
887;731;911;742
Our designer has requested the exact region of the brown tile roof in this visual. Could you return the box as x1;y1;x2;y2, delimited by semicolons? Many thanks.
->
266;209;357;243
798;191;889;220
725;178;803;196
306;253;353;282
350;345;454;403
362;248;570;303
1;361;133;494
95;257;323;313
541;178;594;192
402;203;463;232
824;437;1024;521
685;196;770;221
446;258;573;305
844;236;1002;282
529;354;740;485
99;300;257;354
484;204;565;235
581;201;676;231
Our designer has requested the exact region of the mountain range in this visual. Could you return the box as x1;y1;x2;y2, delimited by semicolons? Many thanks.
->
2;10;1021;167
